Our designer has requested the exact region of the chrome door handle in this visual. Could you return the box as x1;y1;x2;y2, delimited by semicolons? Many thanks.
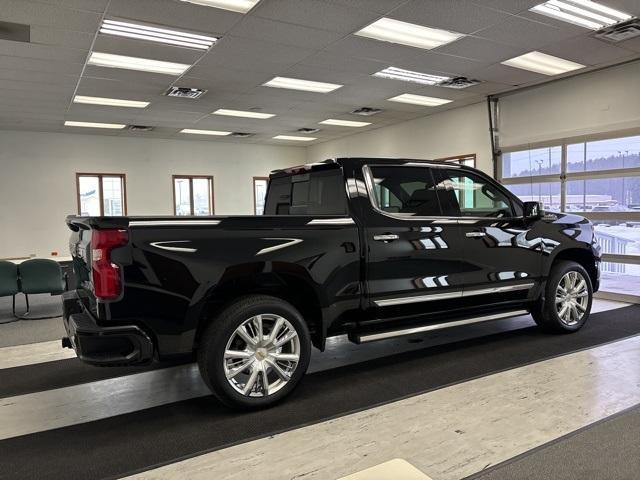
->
465;231;486;238
373;234;399;242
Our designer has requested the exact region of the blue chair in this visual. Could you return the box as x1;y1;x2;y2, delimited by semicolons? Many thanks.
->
16;259;66;319
0;260;19;318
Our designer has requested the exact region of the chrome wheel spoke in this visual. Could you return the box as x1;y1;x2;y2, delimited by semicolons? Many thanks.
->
272;352;299;362
224;313;301;398
243;363;260;395
265;358;291;381
227;357;255;379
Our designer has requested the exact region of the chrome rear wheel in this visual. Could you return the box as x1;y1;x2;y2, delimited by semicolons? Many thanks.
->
223;314;301;397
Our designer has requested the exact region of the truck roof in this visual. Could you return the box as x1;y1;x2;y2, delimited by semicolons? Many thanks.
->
269;157;471;176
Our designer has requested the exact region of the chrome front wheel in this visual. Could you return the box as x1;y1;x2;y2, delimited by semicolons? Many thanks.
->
223;314;301;397
555;271;589;326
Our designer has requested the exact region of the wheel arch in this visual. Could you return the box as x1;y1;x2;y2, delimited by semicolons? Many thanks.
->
549;247;599;291
196;269;325;350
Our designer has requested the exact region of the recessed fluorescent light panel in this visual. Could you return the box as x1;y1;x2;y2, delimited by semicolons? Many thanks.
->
273;135;317;142
501;51;585;75
100;19;217;49
179;0;260;14
180;129;232;136
320;119;371;127
64;121;126;129
263;76;342;93
212;109;275;119
530;0;632;29
88;52;190;75
373;67;451;86
387;94;452;107
73;95;149;108
355;17;464;50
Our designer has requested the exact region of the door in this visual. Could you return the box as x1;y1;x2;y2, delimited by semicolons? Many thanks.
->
360;164;468;314
434;167;542;305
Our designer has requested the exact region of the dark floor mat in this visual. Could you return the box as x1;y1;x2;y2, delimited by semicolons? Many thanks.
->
466;404;640;480
0;305;639;480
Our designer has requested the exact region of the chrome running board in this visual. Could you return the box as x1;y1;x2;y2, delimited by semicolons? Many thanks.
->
354;309;529;343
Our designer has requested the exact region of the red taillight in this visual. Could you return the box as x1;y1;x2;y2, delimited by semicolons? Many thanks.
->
91;229;128;300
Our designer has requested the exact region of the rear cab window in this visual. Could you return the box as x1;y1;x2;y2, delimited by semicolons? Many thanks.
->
265;168;348;216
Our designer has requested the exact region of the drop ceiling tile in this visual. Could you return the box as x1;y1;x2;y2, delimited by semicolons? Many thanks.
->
131;109;205;124
196;36;316;73
469;62;548;85
516;10;595;36
0;68;79;86
91;35;204;65
215;93;305;112
319;0;410;14
542;36;637;66
82;65;179;88
65;104;139;123
30;26;95;50
0;79;75;95
32;0;110;13
106;0;241;34
75;76;166;98
469;0;541;14
229;16;344;49
2;0;102;32
474;15;583;49
251;0;379;33
389;0;511;34
0;55;85;75
299;51;388;75
0;41;88;63
434;36;526;63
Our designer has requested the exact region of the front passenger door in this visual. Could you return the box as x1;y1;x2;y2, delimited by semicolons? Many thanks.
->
434;168;542;305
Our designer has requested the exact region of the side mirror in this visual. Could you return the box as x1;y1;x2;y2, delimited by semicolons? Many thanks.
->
523;201;543;219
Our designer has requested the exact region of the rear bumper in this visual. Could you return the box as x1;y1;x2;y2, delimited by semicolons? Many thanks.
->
61;291;153;366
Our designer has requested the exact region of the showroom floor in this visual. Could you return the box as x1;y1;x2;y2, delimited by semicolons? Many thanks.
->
1;297;639;479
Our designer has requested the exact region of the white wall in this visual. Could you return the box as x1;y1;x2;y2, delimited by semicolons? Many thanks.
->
499;60;640;148
0;131;304;259
306;102;493;174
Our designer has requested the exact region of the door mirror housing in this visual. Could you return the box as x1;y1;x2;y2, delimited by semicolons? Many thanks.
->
523;201;543;220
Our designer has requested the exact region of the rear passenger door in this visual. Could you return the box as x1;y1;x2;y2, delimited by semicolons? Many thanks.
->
360;164;468;313
434;167;542;305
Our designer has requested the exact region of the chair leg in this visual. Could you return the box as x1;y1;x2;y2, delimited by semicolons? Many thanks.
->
12;295;16;317
25;294;30;316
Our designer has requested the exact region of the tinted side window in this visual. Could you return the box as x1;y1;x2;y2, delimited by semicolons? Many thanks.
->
369;166;442;217
264;169;347;215
436;169;515;218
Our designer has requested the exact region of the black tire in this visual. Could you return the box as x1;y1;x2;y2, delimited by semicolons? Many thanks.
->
197;294;311;409
531;260;593;333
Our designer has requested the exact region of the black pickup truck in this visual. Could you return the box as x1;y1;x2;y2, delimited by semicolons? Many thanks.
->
63;158;601;408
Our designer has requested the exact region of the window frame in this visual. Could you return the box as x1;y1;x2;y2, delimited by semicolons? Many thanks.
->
436;153;476;168
363;164;522;221
253;176;269;215
76;172;127;216
498;128;640;300
172;175;214;216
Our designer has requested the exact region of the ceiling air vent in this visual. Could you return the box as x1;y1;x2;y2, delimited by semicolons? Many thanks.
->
297;127;320;134
128;125;154;132
594;18;640;42
437;77;481;89
231;132;254;138
351;107;382;116
164;86;207;99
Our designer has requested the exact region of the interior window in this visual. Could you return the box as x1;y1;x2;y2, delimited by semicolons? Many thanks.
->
437;169;515;218
264;168;347;215
369;166;442;217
